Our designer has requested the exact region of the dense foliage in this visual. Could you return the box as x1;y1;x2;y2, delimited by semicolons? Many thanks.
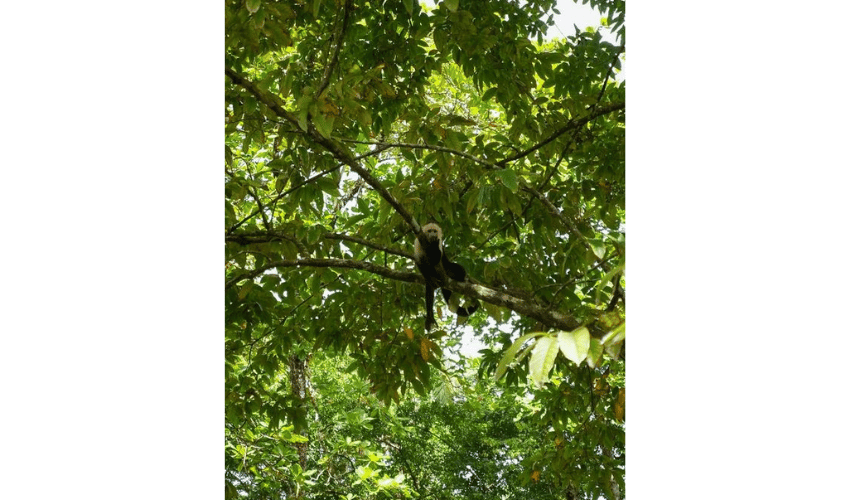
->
225;0;625;498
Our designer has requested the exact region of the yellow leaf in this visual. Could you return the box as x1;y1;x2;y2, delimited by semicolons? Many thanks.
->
531;470;540;482
404;328;414;341
593;378;606;395
614;388;625;422
529;336;558;388
237;282;253;301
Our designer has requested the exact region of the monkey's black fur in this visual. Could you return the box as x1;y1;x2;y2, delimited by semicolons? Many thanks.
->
413;223;479;330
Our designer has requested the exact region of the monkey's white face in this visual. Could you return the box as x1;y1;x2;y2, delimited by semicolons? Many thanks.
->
421;223;443;246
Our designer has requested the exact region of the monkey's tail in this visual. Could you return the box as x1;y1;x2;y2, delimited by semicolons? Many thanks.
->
442;289;480;318
455;303;479;317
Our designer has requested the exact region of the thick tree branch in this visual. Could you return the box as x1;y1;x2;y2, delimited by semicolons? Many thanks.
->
225;69;613;333
227;231;412;259
447;279;603;337
225;257;602;337
225;258;419;290
226;231;309;255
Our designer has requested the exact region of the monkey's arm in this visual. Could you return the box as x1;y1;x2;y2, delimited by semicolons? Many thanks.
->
441;256;466;282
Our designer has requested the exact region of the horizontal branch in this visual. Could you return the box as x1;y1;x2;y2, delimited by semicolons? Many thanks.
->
227;231;412;259
225;258;419;290
226;257;603;336
447;279;603;337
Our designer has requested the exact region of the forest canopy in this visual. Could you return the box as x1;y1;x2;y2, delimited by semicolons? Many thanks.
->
225;0;625;498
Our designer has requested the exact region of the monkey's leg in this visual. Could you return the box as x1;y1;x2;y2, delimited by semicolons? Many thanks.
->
425;283;436;331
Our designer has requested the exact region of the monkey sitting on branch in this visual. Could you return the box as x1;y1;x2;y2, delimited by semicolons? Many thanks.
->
413;222;479;330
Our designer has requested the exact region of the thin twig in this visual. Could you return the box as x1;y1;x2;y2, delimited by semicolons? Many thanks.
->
316;0;352;99
324;233;412;259
337;138;496;168
495;101;623;168
226;144;390;234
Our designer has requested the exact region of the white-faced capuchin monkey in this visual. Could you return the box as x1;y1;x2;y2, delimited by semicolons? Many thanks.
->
413;222;479;330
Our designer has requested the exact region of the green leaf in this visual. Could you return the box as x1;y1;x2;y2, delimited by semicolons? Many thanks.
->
605;341;623;360
444;0;459;12
595;263;624;305
481;87;498;102
225;481;238;500
558;327;590;365
446;115;476;127
357;465;375;480
586;338;604;368
493;332;546;382
275;174;289;193
529;336;559;388
602;323;625;359
480;300;503;322
410;378;426;397
494;169;518;192
505;188;522;215
289;433;309;443
356;106;372;130
465;187;479;213
601;322;625;346
237;283;253;301
314;113;335;139
246;0;261;15
589;239;606;260
297;108;309;132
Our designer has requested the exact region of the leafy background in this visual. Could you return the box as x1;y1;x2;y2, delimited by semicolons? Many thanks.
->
226;0;624;498
6;1;848;500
